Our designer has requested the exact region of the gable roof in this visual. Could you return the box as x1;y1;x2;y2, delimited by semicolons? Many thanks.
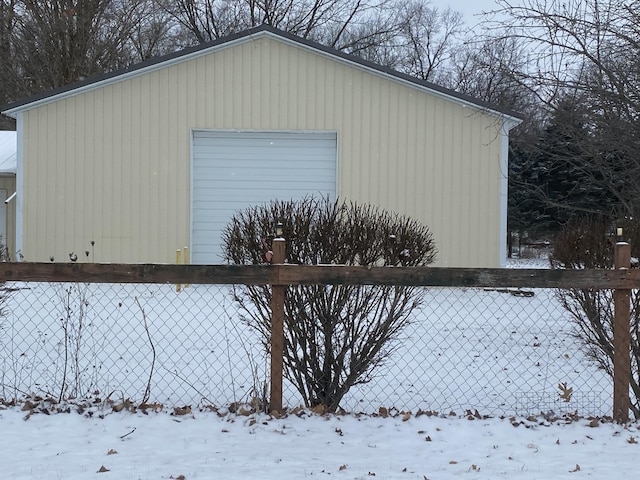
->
1;24;523;123
0;131;17;174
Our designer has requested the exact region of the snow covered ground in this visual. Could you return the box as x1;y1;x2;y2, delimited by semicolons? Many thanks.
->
1;403;638;479
1;257;636;479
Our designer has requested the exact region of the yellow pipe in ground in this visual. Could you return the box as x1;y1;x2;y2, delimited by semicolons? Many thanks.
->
176;249;182;292
183;247;190;288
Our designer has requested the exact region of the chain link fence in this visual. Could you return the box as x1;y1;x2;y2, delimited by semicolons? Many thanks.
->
0;278;611;416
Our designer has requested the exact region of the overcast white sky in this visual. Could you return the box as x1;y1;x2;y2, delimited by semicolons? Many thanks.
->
431;0;514;27
435;0;496;20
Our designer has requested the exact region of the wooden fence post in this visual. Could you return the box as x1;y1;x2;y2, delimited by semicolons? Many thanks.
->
613;240;631;422
270;238;286;413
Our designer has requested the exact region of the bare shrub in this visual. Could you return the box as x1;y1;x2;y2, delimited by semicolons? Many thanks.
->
55;282;93;402
222;196;437;411
0;237;11;400
550;215;640;418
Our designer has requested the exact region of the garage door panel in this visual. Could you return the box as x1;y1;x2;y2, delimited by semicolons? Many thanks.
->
194;166;335;180
191;131;337;263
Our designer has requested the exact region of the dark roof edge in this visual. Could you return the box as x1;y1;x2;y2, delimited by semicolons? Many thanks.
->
273;27;524;122
1;27;261;114
1;24;523;122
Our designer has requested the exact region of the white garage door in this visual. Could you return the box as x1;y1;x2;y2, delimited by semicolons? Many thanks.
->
191;130;337;263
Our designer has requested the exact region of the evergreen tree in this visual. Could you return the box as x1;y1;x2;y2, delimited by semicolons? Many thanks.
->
510;95;620;237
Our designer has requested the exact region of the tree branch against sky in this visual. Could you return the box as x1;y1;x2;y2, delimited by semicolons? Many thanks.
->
488;0;640;231
486;0;640;109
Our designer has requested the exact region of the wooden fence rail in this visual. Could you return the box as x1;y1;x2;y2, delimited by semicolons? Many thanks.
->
0;255;635;421
1;262;640;289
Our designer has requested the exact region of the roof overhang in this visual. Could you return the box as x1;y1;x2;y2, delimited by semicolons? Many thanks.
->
1;25;524;126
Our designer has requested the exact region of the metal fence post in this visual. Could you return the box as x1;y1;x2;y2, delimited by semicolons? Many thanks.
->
613;239;631;422
270;238;286;413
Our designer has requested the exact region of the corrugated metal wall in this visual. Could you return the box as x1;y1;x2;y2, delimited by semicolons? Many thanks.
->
20;34;506;267
0;175;16;258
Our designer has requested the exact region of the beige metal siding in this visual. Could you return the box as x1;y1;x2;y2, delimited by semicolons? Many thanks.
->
20;35;506;267
0;175;16;258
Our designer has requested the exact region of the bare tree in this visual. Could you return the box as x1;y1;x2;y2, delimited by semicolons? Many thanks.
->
0;0;19;128
157;0;468;82
486;0;640;220
158;0;389;45
393;1;464;82
13;1;137;88
551;215;640;419
448;35;531;107
154;0;247;43
488;0;640;106
0;0;179;120
127;1;184;60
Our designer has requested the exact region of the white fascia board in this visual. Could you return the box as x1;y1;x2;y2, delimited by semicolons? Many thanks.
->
499;122;510;268
15;112;23;260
